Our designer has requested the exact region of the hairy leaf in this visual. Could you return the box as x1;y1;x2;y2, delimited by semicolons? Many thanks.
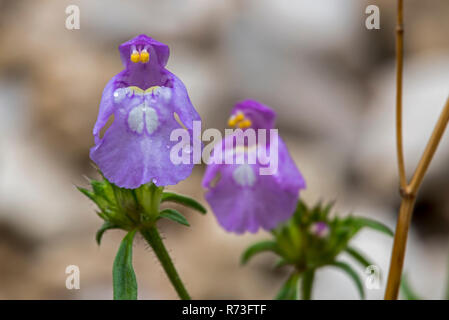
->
96;221;119;245
161;192;207;214
113;230;138;300
159;208;190;226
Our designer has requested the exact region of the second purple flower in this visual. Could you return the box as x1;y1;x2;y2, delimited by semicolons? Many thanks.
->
202;100;306;233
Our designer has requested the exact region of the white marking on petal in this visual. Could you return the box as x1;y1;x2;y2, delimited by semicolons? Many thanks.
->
127;105;145;134
144;106;159;135
113;88;128;103
127;103;159;135
232;164;256;187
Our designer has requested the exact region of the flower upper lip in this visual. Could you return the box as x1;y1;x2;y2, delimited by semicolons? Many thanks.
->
119;34;170;68
231;99;277;130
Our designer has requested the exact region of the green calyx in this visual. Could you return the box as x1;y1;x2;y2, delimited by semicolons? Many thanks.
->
77;172;207;245
79;172;205;300
241;199;393;300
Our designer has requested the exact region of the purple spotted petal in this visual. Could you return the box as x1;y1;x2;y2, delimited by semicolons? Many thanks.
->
90;35;200;189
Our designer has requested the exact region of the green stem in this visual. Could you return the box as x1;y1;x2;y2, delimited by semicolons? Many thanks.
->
301;269;315;300
140;227;191;300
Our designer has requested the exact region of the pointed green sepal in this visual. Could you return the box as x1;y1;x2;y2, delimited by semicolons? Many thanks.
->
77;185;109;212
77;186;95;201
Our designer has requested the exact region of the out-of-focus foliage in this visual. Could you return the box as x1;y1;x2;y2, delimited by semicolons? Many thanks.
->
242;200;393;299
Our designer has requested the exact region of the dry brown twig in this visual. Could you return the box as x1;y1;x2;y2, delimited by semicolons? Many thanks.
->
384;0;449;300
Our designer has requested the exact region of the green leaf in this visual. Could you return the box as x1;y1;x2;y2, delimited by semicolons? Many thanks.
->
329;261;365;299
301;269;315;300
241;240;278;265
345;246;373;268
275;273;300;300
400;274;421;300
351;217;394;237
159;209;190;226
113;230;138;300
96;221;119;245
161;192;207;214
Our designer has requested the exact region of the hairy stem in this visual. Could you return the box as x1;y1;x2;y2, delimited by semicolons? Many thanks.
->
141;227;191;300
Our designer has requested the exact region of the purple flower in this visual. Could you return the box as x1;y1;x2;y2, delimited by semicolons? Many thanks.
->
90;35;200;189
202;100;306;234
310;221;329;238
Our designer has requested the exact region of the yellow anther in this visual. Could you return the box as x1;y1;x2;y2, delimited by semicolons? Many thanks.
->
130;51;140;63
239;119;252;129
140;50;149;63
235;113;244;122
228;117;237;127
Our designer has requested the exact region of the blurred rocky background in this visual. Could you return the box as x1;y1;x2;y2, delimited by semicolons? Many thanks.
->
0;0;448;299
